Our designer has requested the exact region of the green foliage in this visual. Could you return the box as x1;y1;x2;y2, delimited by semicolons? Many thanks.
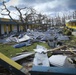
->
63;28;72;35
63;35;76;47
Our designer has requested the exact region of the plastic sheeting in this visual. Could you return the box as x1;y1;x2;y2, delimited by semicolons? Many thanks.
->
33;53;50;66
2;36;17;44
34;45;47;53
33;45;50;67
17;35;30;43
57;35;69;41
13;40;31;48
49;55;75;68
41;34;54;41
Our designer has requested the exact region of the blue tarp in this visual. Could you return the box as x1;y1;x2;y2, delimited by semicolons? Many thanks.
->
13;40;32;48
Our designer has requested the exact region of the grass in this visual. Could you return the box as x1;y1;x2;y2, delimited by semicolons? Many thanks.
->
0;42;50;58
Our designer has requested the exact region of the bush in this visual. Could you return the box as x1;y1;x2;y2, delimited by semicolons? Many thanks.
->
65;30;72;35
63;28;72;35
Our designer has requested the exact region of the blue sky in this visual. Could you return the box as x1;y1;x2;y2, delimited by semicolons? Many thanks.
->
0;0;9;5
0;0;76;18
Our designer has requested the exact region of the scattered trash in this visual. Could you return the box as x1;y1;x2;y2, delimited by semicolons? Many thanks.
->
33;45;50;67
57;35;69;41
13;40;32;48
49;55;75;68
0;28;70;49
16;35;30;43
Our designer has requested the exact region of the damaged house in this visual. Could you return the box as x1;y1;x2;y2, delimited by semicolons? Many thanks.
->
0;18;24;36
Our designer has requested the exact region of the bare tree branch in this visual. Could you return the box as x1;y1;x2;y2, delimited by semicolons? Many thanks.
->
1;1;18;23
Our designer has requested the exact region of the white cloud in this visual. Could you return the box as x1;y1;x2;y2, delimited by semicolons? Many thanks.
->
5;0;19;7
0;0;76;18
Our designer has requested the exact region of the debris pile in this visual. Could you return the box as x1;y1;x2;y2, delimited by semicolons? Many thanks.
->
0;28;70;48
33;45;50;66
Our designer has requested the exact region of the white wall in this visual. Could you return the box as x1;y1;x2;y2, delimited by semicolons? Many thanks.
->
1;25;4;34
13;25;17;32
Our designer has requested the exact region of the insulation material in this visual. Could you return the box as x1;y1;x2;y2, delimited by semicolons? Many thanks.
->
17;35;30;43
49;55;75;68
33;45;50;67
57;35;69;41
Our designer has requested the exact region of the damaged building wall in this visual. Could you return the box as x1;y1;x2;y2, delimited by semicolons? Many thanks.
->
0;18;24;36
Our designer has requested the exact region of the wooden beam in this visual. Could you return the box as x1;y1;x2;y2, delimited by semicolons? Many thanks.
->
47;45;67;52
0;53;28;75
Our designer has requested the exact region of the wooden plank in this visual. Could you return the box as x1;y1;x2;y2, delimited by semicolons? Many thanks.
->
0;53;22;70
47;45;67;52
30;66;76;75
0;53;27;75
52;50;76;55
11;52;34;61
